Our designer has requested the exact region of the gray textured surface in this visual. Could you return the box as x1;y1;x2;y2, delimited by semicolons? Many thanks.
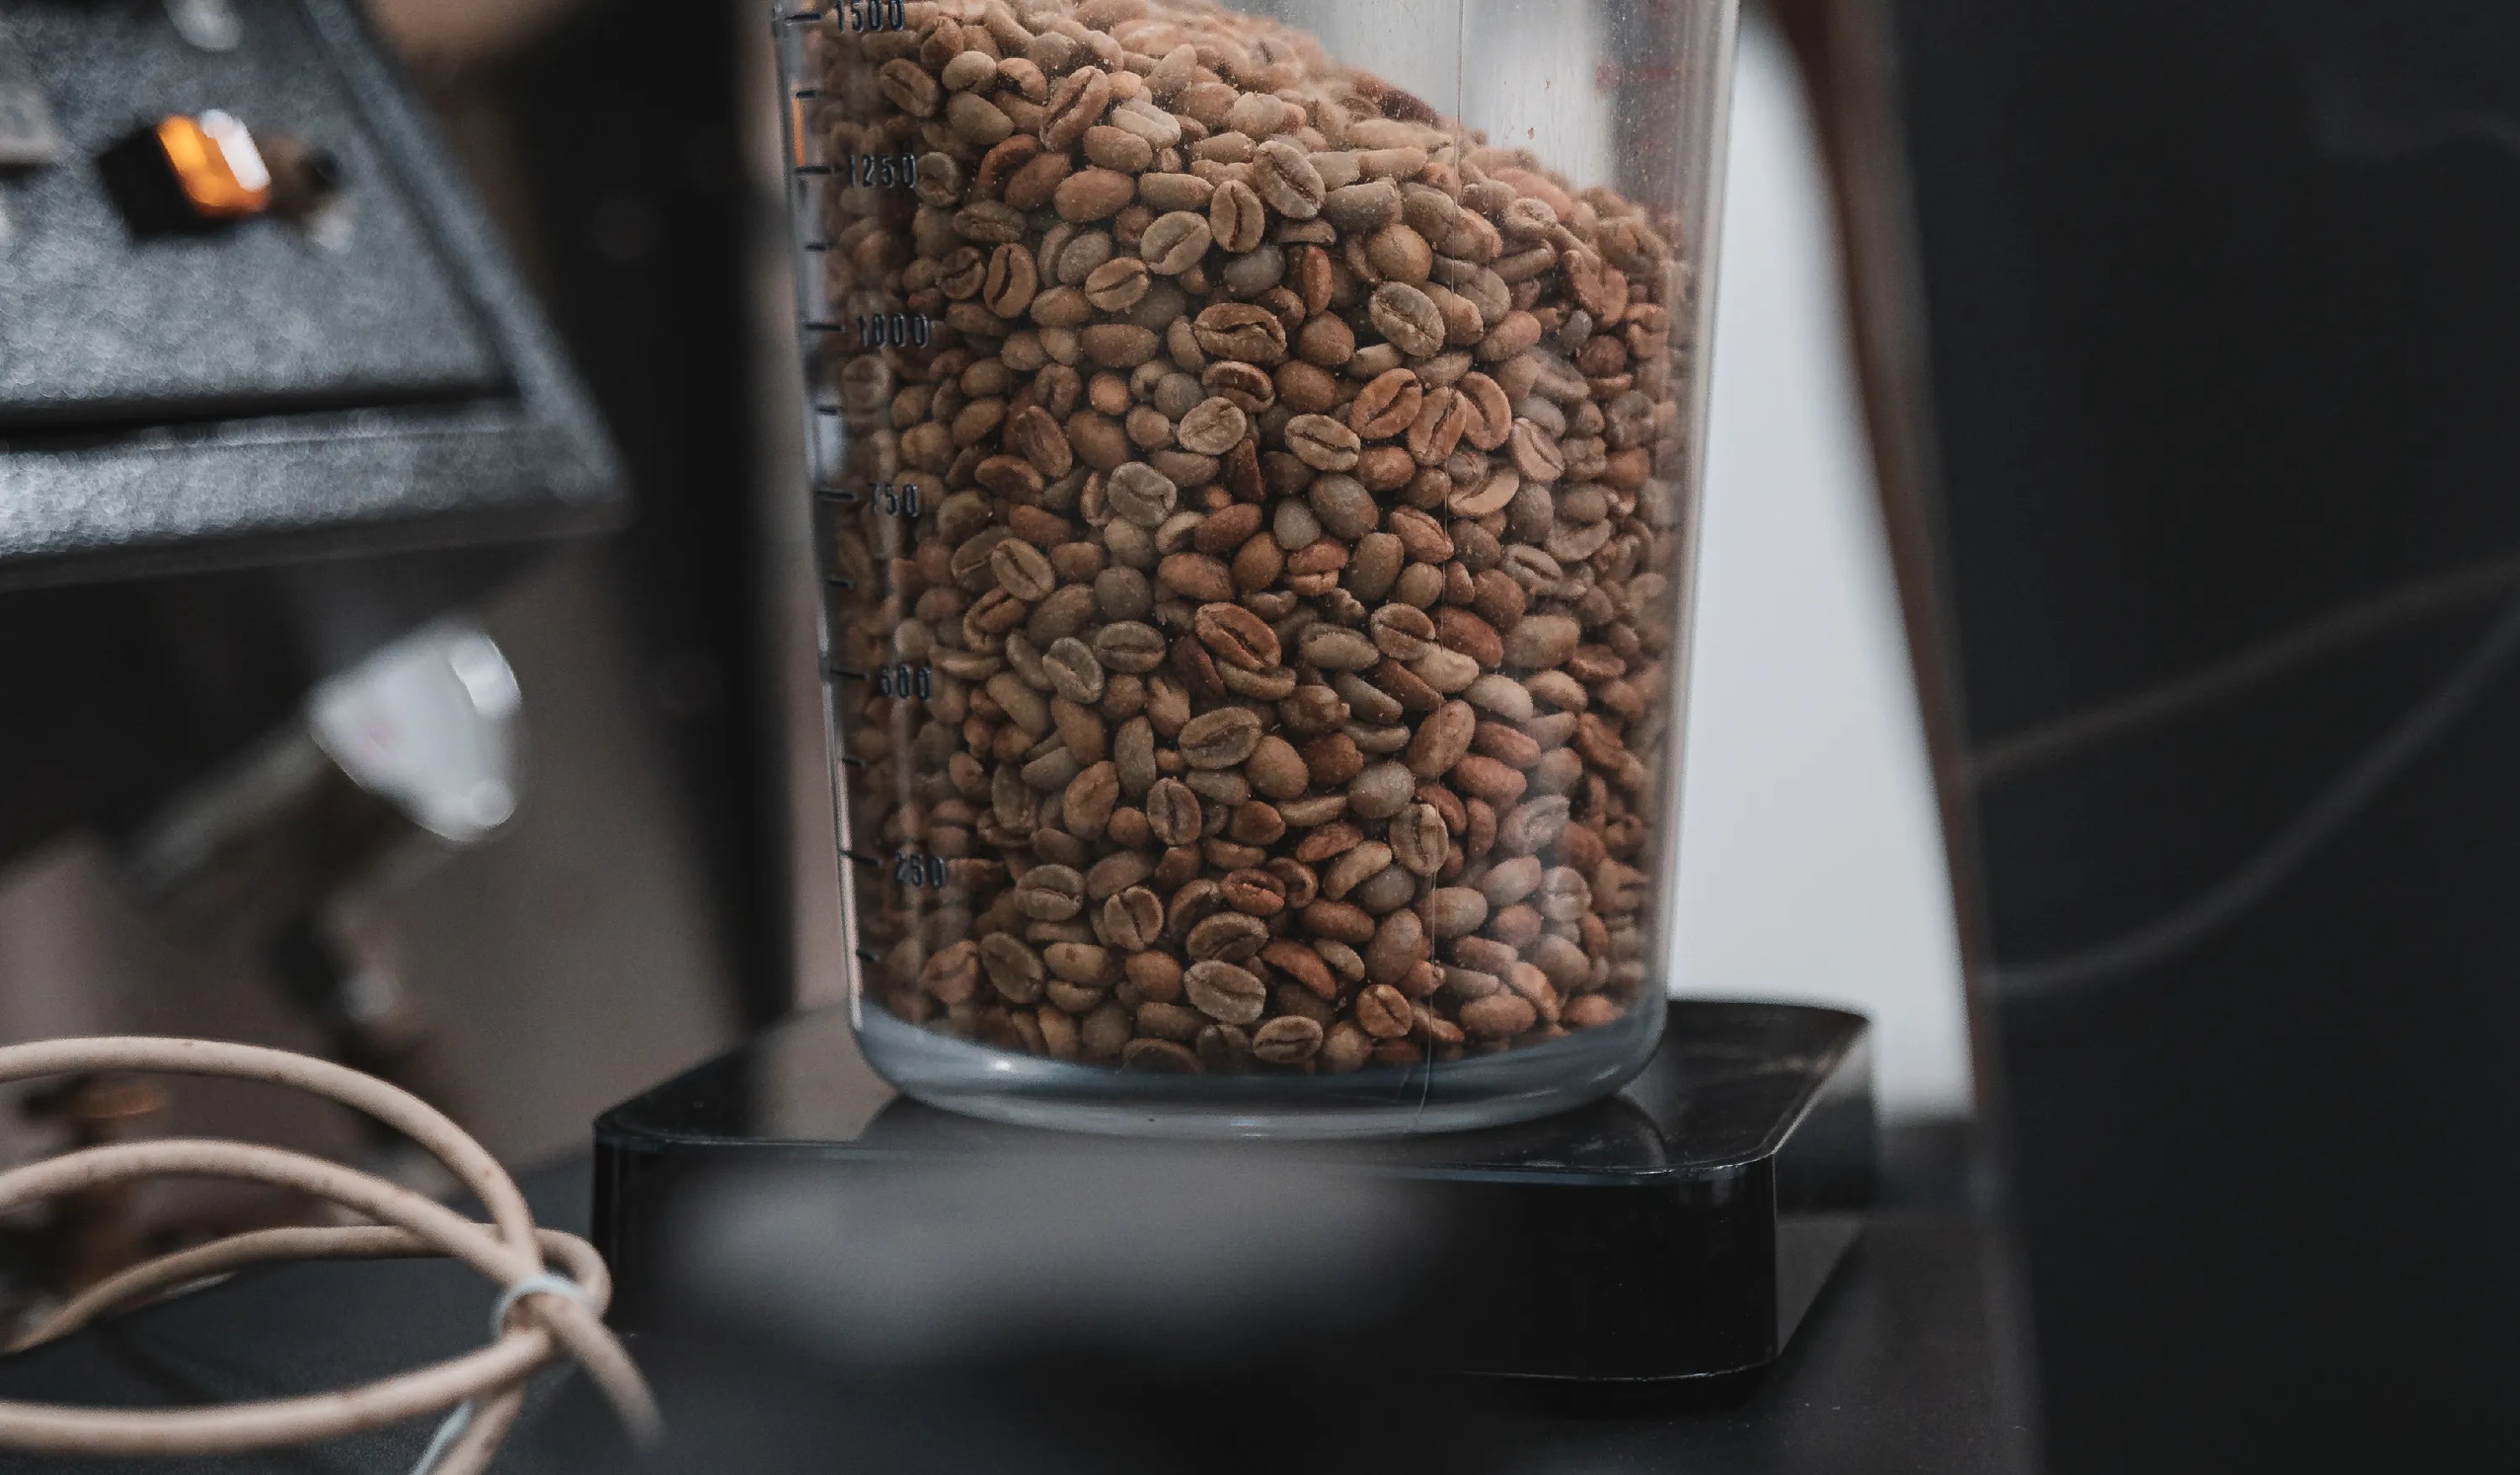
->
0;0;622;588
0;0;501;423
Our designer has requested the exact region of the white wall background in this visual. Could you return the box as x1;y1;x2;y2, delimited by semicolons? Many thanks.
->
1669;15;1973;1120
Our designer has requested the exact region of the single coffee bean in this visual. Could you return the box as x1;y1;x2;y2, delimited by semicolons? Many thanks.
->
1140;171;1214;211
1122;1037;1202;1071
1179;707;1264;769
990;539;1058;602
1389;803;1451;876
921;940;980;1004
1194;602;1281;671
876;59;941;118
1145;777;1204;847
1384;507;1451;564
1270;497;1323;549
1054;167;1138;222
1323;178;1401;232
1419;886;1488;938
1184;960;1268;1026
1478;855;1546;908
1323;841;1394;901
1251;139;1326;219
1460;371;1515;449
1195;1022;1253;1072
1452;753;1528;806
1498;795;1575;855
1366;603;1436;660
1297;623;1379;672
983;243;1039;318
1356;983;1414;1039
1210;178;1268;253
1140;210;1214;275
1203;359;1277;412
1252;1015;1326;1064
1005;405;1075;477
1187;911;1269;963
1535;866;1594;924
1226;800;1286;847
1366;223;1435;285
1041;638;1105;706
1352;863;1419;916
1042;65;1114;150
1079;1002;1134;1058
1126;950;1187;1005
1307;474;1378;538
1532;933;1593;993
1368;282;1448;358
1102;885;1164;950
1285;414;1362;471
1084;122;1155;173
1158;552;1235;602
1081;323;1161;366
1563;995;1622;1030
1016;864;1086;921
1461;991;1539;1040
1246;734;1309;800
1261;939;1339;1000
1364;906;1431;987
1194;502;1264;556
1508;418;1568;481
1093;622;1168;676
975;135;1043;199
1105;463;1179;527
1176;396;1249;455
1504;613;1582;669
1404;700;1477;778
1347;761;1415;821
1084;256;1152;311
979;934;1046;1004
1321;1021;1374;1073
1349;369;1424;439
1192;302;1289;365
946;91;1015;146
1449;467;1520;519
1064;761;1120;839
1221;867;1289;916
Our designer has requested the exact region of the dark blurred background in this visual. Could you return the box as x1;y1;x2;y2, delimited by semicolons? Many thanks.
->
11;0;2520;1470
0;0;780;1191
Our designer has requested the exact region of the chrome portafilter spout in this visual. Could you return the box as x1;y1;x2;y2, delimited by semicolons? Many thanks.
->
113;619;526;1163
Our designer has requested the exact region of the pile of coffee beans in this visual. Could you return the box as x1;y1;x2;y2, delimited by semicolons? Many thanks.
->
812;0;1692;1075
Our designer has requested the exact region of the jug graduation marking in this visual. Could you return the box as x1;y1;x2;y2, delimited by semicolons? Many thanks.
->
893;853;948;890
776;0;930;1015
840;152;919;190
838;0;908;33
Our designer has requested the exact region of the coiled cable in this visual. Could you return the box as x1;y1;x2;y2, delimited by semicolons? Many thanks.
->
0;1037;660;1475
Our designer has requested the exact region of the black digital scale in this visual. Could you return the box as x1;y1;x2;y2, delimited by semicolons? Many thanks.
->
594;1000;1875;1385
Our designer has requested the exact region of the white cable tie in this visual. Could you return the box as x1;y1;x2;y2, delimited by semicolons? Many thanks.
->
409;1271;597;1475
489;1271;594;1337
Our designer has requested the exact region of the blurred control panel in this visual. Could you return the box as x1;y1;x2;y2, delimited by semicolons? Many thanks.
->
0;0;618;589
0;3;501;428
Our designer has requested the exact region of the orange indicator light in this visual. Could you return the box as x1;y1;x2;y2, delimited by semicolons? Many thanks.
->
153;109;271;218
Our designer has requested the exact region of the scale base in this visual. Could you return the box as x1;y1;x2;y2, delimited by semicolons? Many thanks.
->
593;1000;1875;1383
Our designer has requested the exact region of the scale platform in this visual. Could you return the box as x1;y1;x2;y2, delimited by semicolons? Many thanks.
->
593;1000;1875;1385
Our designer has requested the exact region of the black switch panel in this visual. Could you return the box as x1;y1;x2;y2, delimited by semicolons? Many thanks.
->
0;0;619;589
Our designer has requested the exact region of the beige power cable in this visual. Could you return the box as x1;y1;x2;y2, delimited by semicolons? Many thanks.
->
0;1038;661;1475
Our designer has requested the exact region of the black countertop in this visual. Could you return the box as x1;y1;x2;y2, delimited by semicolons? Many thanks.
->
0;1149;2031;1474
